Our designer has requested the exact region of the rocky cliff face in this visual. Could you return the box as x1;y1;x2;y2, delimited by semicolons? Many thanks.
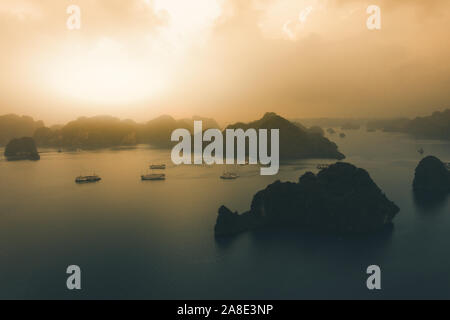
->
4;137;40;161
215;163;399;237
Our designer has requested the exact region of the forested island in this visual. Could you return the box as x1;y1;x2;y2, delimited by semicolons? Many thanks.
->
226;113;345;160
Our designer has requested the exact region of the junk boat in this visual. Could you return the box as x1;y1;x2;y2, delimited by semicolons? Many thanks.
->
150;164;166;170
141;173;166;181
220;172;239;180
75;175;101;184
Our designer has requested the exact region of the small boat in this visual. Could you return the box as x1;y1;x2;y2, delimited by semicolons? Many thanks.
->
220;172;239;180
75;175;101;184
339;133;346;138
150;164;166;170
418;148;424;155
141;173;166;181
317;164;330;170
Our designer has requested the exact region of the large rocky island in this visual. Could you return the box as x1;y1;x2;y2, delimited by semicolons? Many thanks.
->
4;137;40;161
215;163;399;237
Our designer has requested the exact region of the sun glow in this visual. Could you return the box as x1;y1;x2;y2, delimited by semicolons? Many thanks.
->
45;38;168;105
42;0;223;106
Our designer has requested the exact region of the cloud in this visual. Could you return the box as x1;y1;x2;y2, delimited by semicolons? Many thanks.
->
0;0;449;122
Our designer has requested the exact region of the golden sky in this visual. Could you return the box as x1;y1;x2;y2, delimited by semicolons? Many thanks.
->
0;0;449;124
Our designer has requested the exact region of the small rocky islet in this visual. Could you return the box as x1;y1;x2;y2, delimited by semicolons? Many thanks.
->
215;162;400;237
413;155;450;203
4;137;40;161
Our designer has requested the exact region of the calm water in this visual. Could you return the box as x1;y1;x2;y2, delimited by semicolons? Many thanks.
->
0;129;449;299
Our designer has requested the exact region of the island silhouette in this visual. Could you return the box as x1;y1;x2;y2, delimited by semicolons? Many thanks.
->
215;162;400;238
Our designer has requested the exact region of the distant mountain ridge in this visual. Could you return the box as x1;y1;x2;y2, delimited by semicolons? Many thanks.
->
366;109;450;140
31;114;221;149
1;112;346;159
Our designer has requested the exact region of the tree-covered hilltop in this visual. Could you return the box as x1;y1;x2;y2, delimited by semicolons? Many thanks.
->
366;109;450;140
215;162;400;237
226;112;345;160
4;137;40;161
0;114;44;146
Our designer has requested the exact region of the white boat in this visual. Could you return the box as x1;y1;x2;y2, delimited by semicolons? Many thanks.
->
220;172;239;180
141;173;166;181
150;164;166;170
75;175;101;184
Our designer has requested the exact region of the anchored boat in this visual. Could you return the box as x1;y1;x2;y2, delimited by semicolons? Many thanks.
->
220;172;239;180
317;164;330;170
141;173;166;181
75;175;101;184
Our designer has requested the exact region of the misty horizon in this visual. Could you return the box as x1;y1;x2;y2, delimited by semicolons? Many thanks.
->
0;0;449;124
2;107;449;128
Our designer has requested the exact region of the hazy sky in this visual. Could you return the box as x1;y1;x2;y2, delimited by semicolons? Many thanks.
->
0;0;449;124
